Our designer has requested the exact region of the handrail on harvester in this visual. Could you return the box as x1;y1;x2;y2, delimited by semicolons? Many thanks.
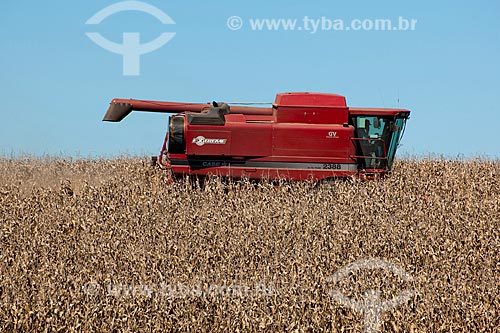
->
349;137;388;166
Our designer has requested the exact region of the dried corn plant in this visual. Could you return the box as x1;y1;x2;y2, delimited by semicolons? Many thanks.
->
0;157;499;332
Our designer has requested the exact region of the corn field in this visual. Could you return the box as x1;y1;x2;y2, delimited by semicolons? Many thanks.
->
0;157;499;332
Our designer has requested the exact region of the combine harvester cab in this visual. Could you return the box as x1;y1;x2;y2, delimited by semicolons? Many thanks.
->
103;92;410;180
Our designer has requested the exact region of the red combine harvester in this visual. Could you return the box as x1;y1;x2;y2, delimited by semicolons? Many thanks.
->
103;92;410;180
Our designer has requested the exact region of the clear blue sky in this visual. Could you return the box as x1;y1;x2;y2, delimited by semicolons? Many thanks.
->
1;0;499;158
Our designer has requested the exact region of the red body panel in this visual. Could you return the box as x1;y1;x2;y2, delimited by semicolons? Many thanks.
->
274;92;347;107
272;124;354;161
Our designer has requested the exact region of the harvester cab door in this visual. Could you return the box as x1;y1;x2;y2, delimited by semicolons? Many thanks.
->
351;115;407;171
352;116;389;170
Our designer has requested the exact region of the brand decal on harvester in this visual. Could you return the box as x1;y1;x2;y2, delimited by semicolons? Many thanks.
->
192;136;227;147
